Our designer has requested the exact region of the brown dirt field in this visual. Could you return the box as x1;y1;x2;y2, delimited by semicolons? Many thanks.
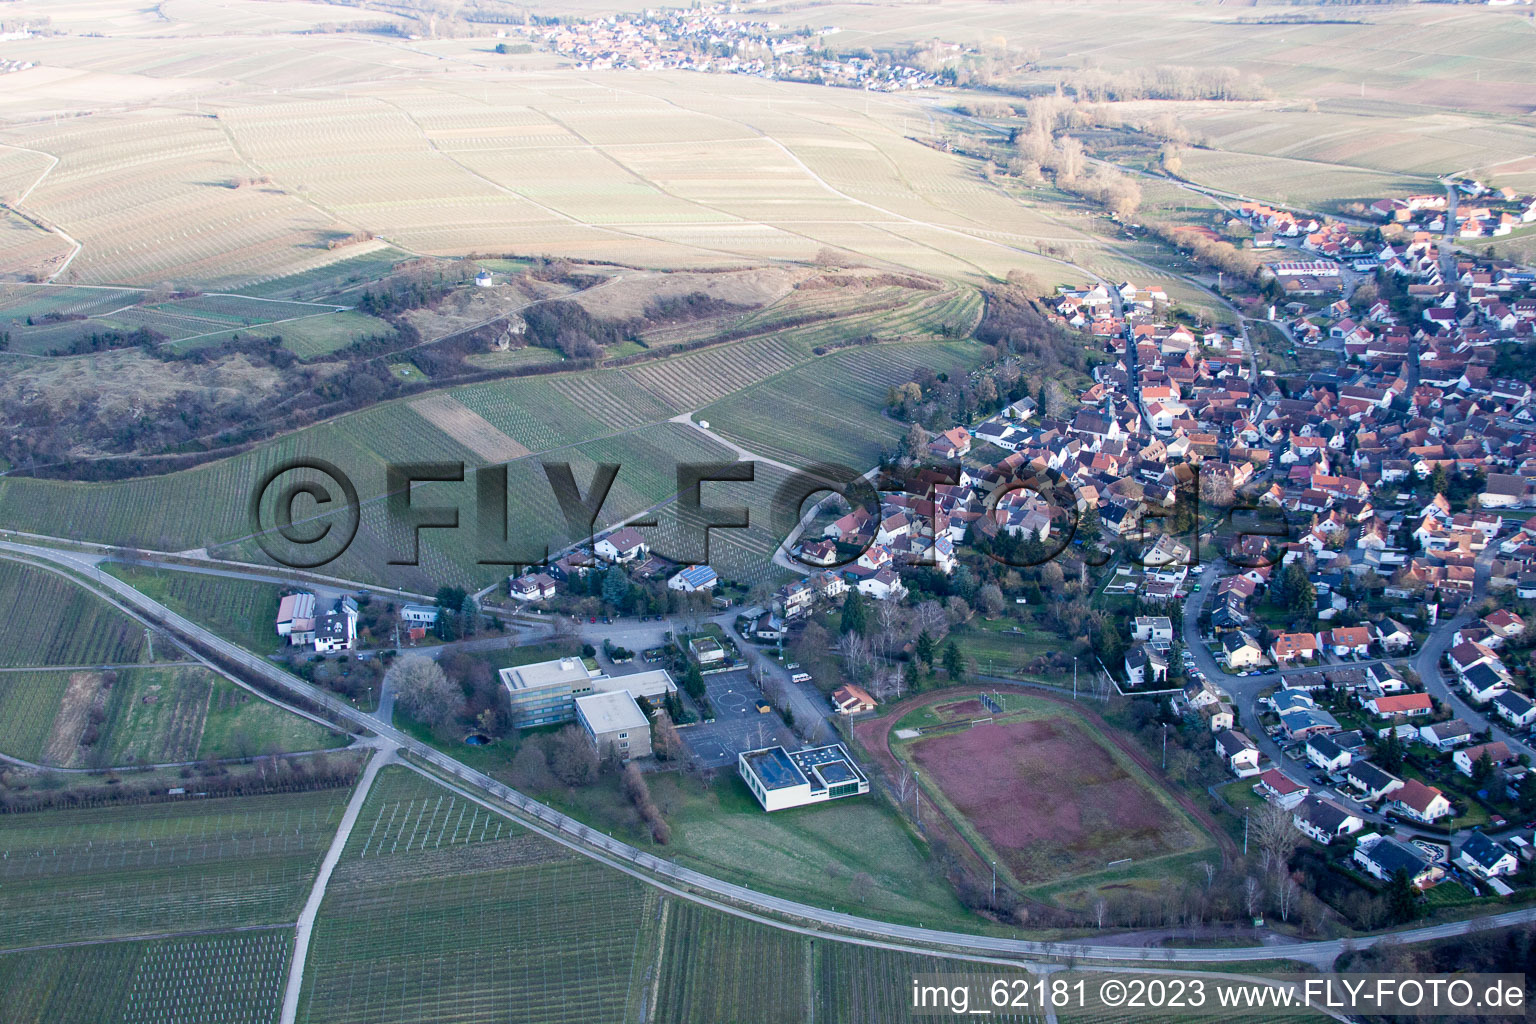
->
910;718;1196;884
931;698;986;721
408;393;532;462
42;670;102;765
852;686;1235;895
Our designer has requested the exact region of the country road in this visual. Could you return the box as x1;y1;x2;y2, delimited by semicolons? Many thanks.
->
7;535;1536;967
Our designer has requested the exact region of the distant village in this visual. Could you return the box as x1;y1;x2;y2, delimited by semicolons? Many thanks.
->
523;5;948;90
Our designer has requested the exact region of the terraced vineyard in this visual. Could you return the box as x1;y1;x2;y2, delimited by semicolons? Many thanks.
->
0;561;147;668
624;333;806;410
701;341;985;469
0;929;291;1024
0;788;348;946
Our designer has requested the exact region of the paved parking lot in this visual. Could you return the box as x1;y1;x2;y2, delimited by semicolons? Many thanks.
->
680;668;796;768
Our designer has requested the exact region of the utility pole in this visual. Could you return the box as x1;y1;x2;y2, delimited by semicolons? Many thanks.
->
1073;656;1078;700
991;860;997;909
1243;808;1249;856
1162;723;1168;769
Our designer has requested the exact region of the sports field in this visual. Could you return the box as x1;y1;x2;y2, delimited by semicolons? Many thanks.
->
890;696;1212;893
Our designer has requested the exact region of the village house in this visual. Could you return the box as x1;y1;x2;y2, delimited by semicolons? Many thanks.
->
1222;631;1265;672
1216;729;1261;777
595;527;649;563
1453;740;1513;778
668;565;719;593
1390;778;1453;823
1293;795;1364;846
1354;833;1444;888
1124;644;1169;687
1256;768;1309;809
1306;734;1351;773
1346;761;1405;803
1491;689;1536;729
1457;832;1519;879
1419;718;1474;751
1366;692;1434;719
831;684;877;715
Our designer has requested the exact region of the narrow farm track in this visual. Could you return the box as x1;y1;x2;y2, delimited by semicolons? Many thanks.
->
8;537;1536;969
279;743;393;1024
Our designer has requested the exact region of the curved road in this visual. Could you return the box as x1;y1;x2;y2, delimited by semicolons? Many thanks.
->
6;537;1536;967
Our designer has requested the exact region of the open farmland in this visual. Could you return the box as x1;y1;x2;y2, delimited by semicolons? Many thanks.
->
652;901;807;1024
892;696;1211;893
0;929;291;1024
1173;149;1431;214
298;767;652;1024
104;565;287;656
0;787;348;946
0;560;147;668
93;666;346;768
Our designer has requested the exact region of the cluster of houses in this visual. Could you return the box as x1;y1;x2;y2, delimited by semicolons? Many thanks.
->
506;526;721;604
1370;181;1536;241
532;6;944;89
1215;718;1528;889
274;591;441;652
1207;656;1534;894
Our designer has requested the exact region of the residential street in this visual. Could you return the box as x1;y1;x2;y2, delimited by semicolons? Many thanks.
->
1181;540;1529;841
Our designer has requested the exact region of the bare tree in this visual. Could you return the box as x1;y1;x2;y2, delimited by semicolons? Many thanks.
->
912;601;949;643
548;725;597;787
1274;874;1300;923
1253;800;1300;876
1242;875;1263;920
894;764;913;805
388;655;460;726
1094;897;1108;929
1202;861;1217;892
837;631;873;682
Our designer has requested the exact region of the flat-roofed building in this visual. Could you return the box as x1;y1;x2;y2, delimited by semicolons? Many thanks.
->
501;656;595;728
591;669;676;704
575;691;651;760
500;656;677;729
738;743;869;812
